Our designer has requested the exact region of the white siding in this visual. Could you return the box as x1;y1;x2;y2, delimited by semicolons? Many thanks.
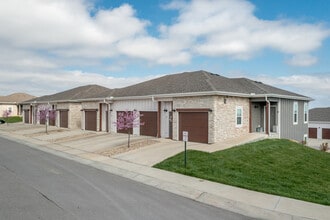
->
110;99;158;134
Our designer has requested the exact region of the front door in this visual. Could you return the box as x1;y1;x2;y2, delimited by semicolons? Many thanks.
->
270;106;277;132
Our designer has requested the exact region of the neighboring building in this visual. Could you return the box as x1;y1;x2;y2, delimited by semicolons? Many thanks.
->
21;70;312;143
0;93;36;116
21;85;111;129
308;107;330;140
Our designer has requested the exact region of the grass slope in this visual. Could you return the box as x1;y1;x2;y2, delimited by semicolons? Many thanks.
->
0;116;22;123
154;139;330;205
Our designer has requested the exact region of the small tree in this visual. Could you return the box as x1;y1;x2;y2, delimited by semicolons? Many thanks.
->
115;110;144;148
37;105;56;134
2;109;11;126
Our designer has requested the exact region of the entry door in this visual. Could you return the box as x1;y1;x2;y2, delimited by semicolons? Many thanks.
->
60;110;68;128
24;110;29;123
270;106;277;132
161;102;172;138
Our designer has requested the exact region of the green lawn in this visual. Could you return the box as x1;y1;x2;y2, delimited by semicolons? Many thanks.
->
154;139;330;205
0;116;22;123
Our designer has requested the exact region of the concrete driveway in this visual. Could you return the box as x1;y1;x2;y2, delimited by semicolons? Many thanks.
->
0;123;266;166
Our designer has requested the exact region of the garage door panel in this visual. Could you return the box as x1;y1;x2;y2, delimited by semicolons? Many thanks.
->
179;112;208;143
24;110;29;123
140;111;157;137
85;111;97;131
60;111;68;128
322;128;330;139
308;128;317;139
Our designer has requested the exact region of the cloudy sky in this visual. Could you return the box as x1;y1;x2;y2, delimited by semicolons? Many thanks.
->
0;0;329;107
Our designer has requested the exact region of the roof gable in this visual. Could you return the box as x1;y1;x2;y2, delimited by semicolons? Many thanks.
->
29;85;112;103
0;93;36;103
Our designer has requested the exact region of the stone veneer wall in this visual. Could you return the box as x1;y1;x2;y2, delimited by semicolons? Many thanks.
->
56;102;82;129
69;103;82;129
214;96;250;141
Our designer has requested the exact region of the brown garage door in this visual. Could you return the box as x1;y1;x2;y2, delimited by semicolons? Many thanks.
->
85;110;97;131
322;128;330;139
60;110;68;128
24;110;29;123
309;128;317;139
179;112;208;143
140;111;157;137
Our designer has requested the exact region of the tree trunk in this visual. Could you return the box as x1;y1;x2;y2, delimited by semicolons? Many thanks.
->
46;118;48;134
127;130;130;148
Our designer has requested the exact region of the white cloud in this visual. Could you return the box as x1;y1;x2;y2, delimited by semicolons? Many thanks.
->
286;54;318;67
258;74;330;108
161;0;330;64
0;0;329;104
0;69;156;96
0;0;327;67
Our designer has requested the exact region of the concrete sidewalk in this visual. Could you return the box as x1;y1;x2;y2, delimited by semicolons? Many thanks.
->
0;123;329;220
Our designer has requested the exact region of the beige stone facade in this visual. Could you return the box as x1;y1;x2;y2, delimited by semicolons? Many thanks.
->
55;103;82;129
171;95;250;143
214;96;250;142
68;103;82;129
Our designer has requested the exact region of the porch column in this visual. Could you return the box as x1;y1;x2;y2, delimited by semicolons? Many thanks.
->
266;102;269;135
249;100;252;133
99;103;102;131
157;101;161;138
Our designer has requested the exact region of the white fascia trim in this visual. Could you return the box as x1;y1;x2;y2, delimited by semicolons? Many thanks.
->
113;92;312;101
24;98;113;105
113;91;251;101
22;92;312;104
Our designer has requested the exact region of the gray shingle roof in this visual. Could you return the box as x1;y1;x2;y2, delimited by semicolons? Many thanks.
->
23;70;310;103
111;70;309;99
309;107;330;122
26;85;111;103
0;93;36;103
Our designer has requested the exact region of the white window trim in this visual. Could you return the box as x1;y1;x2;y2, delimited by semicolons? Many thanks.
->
236;106;243;127
293;101;298;125
304;102;308;124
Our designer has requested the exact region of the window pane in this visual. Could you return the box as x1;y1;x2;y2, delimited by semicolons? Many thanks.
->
237;109;242;116
237;117;242;125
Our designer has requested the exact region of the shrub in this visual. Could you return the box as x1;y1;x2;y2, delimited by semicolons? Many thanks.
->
320;142;329;152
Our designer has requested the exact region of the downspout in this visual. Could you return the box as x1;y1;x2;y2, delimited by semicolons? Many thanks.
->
265;95;270;136
106;96;114;133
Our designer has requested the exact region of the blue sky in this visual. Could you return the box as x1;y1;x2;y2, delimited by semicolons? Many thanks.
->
0;0;329;107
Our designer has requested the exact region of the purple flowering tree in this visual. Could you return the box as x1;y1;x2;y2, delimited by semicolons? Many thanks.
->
37;105;56;134
115;110;144;148
2;109;11;125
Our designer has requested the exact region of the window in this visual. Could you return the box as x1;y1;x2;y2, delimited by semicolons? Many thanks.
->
293;102;298;125
304;102;308;123
236;106;243;126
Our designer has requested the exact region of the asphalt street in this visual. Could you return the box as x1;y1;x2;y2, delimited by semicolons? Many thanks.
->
0;136;253;220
